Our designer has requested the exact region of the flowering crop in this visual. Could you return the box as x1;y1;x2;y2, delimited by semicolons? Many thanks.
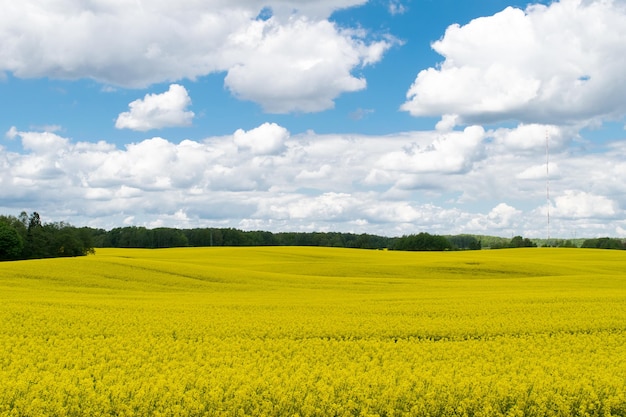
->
0;247;625;416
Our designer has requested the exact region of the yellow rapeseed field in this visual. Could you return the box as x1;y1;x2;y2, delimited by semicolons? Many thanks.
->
1;247;625;416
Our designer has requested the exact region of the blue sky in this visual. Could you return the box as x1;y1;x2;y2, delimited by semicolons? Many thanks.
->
2;0;626;238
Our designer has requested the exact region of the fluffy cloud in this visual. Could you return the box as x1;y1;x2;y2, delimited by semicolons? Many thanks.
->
465;203;523;233
551;190;618;219
375;125;486;180
255;192;358;221
492;124;568;152
233;123;289;155
402;0;626;126
0;1;390;113
223;17;393;113
115;84;194;131
2;122;626;237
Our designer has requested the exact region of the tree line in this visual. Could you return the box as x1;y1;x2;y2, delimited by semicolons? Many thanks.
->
0;212;94;261
90;227;487;251
3;211;625;262
87;228;626;251
580;237;626;250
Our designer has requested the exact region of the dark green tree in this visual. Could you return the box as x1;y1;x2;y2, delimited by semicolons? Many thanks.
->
581;237;624;250
24;212;50;258
392;233;452;251
509;236;536;248
447;234;482;250
0;222;24;260
1;212;95;259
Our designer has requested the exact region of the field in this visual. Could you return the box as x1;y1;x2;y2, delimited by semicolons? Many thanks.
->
1;247;625;416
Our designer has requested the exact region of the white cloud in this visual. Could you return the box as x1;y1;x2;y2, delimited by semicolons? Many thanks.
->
435;114;459;132
551;190;618;219
15;129;69;155
223;17;394;113
0;1;390;113
5;126;18;140
402;0;626;126
516;162;559;180
255;192;358;220
376;125;486;176
493;124;567;152
466;203;523;233
115;84;194;131
2;122;626;237
233;122;289;155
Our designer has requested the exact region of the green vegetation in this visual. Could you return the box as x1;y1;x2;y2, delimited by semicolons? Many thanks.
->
0;212;94;261
393;232;453;251
3;211;626;262
75;226;541;251
581;237;626;250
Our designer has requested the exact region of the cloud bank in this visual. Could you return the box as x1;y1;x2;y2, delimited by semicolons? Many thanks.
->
2;123;625;237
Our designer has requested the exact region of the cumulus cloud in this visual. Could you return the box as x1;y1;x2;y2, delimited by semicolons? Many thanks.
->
435;114;459;132
376;125;486;177
492;124;567;152
465;203;523;233
223;17;395;113
551;190;618;219
15;130;69;155
2;122;626;237
233;122;289;155
0;1;391;113
255;192;358;221
401;0;626;126
115;84;194;131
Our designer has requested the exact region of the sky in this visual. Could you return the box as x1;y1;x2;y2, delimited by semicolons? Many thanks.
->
2;0;626;238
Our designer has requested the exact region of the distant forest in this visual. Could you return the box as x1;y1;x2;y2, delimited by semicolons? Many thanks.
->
1;211;625;261
0;212;94;261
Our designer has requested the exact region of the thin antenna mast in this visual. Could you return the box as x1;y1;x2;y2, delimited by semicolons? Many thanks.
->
546;130;550;243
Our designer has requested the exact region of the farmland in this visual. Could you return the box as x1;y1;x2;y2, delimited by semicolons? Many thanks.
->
1;247;625;416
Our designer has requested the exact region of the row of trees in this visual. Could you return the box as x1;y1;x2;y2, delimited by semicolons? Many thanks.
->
91;227;519;251
487;235;537;249
93;227;396;250
394;233;455;251
4;211;625;261
0;213;555;259
89;226;487;251
581;237;626;250
0;212;94;261
87;227;626;251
